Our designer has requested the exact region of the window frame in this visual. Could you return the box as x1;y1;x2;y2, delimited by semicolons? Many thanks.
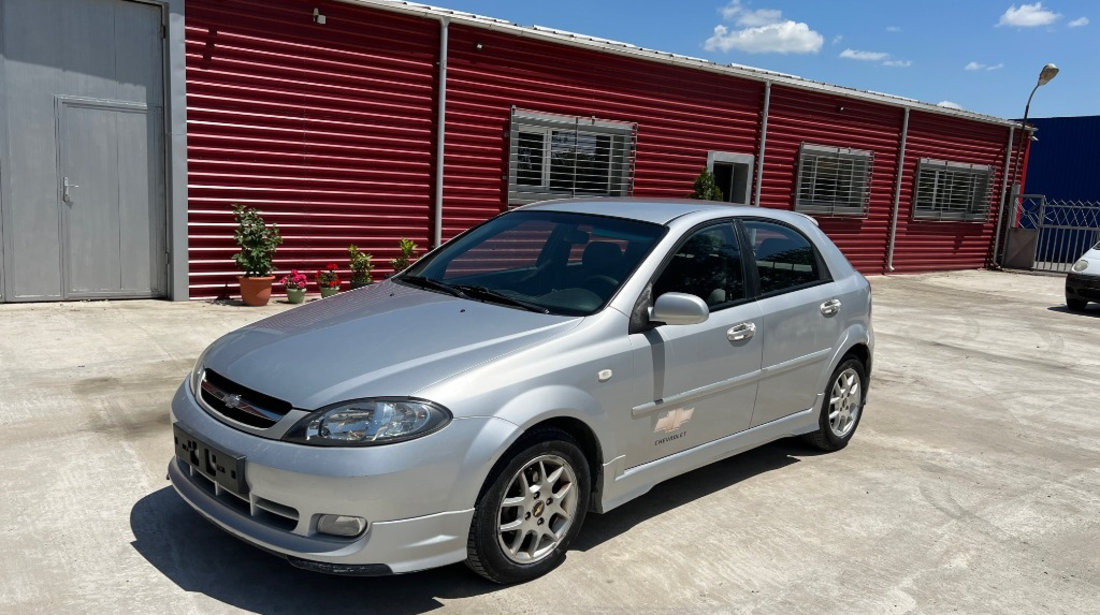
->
912;158;993;222
507;107;637;206
793;143;874;217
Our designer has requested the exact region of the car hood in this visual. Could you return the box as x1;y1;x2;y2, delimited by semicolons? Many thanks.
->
202;281;580;410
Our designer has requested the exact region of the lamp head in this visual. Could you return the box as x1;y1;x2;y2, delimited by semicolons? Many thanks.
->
1037;63;1059;86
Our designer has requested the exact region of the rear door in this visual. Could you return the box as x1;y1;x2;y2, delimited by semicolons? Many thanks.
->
743;219;842;427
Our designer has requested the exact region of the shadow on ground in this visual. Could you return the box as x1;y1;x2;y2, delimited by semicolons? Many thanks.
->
131;439;811;614
1048;304;1100;317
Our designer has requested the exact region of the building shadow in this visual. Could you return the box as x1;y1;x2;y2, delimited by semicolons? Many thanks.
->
131;439;813;614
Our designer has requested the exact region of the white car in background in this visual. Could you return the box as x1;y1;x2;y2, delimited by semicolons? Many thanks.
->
1066;240;1100;311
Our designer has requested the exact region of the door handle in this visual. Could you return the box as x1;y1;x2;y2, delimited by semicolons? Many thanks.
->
63;177;79;204
820;298;842;317
727;322;756;342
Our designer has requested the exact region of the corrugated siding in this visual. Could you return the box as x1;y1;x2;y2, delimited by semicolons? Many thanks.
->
441;25;763;240
760;86;902;274
1023;116;1100;201
185;0;438;298
891;111;1012;273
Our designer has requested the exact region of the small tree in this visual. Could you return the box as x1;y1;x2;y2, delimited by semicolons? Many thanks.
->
390;238;419;274
232;204;282;277
689;167;724;201
348;244;374;286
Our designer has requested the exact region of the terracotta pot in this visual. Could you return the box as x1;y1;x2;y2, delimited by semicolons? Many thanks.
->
239;275;275;306
286;287;306;304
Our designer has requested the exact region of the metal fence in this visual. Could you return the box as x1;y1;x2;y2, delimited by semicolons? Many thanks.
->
1018;196;1100;272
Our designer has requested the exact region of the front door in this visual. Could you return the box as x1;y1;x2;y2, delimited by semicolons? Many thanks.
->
627;222;763;467
58;100;165;298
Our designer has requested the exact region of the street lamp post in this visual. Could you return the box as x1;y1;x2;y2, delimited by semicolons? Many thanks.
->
999;63;1059;267
1008;63;1059;225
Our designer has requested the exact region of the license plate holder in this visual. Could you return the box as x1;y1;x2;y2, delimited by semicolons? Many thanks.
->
173;424;248;495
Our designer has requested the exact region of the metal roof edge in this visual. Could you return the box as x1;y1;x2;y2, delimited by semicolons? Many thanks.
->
336;0;1017;129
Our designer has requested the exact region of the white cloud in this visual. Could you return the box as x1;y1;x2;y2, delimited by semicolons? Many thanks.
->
886;26;902;32
840;48;888;61
965;61;1004;71
883;59;912;67
937;101;964;110
997;3;1061;27
1069;16;1090;27
832;34;844;45
705;1;824;54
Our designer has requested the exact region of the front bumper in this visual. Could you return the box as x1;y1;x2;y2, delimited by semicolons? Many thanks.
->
1066;273;1100;303
167;382;514;574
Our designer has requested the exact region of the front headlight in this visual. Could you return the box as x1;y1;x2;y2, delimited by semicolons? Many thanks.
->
1072;259;1089;273
283;398;452;446
189;345;213;396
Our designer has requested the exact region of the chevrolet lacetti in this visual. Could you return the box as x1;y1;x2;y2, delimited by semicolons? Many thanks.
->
168;198;873;583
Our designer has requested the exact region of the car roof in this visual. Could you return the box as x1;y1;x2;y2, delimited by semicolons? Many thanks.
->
518;198;811;226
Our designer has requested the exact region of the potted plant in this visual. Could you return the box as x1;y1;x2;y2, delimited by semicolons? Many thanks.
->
348;244;374;289
390;237;419;275
280;270;309;304
232;204;283;306
688;167;724;201
316;263;341;298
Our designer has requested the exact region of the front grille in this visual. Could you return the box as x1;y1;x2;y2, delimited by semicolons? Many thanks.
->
177;458;299;532
199;369;292;428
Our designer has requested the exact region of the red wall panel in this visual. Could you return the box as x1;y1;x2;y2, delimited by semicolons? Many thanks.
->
185;0;438;298
891;111;1013;273
441;25;764;240
761;86;903;274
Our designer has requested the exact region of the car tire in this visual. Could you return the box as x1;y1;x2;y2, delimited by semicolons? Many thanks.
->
466;428;590;584
803;357;867;452
1067;296;1088;311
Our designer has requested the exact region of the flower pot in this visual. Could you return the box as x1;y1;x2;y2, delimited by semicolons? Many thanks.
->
239;275;275;306
320;285;340;298
286;287;306;304
350;280;372;290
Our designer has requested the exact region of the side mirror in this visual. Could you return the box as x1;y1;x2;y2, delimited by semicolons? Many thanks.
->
650;292;709;326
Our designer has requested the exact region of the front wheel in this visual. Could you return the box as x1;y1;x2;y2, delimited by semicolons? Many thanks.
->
804;357;867;451
466;429;590;584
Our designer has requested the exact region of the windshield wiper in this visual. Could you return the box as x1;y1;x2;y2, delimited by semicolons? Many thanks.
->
399;275;466;298
452;285;550;314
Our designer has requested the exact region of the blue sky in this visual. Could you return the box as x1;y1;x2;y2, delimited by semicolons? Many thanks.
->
431;1;1097;119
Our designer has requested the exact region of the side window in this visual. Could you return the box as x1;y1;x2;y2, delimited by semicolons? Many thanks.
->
653;223;745;308
744;221;827;295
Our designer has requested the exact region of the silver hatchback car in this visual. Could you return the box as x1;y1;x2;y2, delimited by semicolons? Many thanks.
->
169;199;873;583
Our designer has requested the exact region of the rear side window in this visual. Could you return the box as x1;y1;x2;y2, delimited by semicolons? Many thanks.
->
744;220;828;295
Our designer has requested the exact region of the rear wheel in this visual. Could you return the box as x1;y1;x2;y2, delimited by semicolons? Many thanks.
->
804;357;867;451
466;429;590;584
1067;296;1088;311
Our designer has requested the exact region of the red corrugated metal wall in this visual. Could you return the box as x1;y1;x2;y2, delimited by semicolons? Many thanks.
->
185;0;438;298
441;25;764;241
760;86;903;274
891;111;1012;273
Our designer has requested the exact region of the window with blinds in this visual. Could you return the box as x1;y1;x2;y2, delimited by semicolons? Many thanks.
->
794;143;873;217
508;108;636;206
913;159;992;222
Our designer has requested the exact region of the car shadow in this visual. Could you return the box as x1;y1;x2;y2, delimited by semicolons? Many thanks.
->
1048;304;1100;317
131;439;813;613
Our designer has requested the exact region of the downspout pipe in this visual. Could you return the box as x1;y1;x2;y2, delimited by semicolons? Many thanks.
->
885;107;909;272
752;82;771;207
992;126;1015;268
432;17;450;248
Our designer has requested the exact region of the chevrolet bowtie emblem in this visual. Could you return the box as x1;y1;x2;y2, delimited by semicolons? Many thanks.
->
654;407;694;433
222;393;243;409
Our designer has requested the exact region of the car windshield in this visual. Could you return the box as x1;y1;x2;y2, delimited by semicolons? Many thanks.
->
400;210;666;316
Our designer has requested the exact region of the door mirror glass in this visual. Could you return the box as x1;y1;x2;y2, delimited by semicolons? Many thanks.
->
650;292;709;326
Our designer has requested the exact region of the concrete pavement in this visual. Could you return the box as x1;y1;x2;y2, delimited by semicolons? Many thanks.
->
0;271;1097;614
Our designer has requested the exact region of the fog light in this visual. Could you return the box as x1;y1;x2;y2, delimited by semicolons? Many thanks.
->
317;514;367;537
